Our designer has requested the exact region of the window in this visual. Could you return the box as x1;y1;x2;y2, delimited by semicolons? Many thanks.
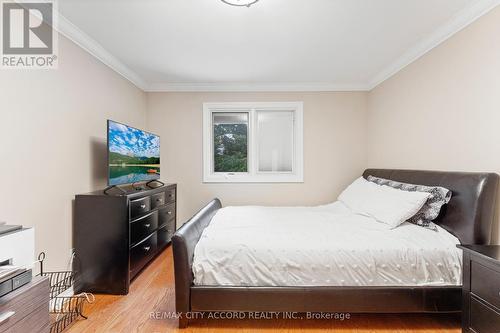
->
213;112;248;173
203;102;303;183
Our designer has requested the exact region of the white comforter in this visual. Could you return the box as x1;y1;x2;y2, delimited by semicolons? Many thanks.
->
192;202;462;287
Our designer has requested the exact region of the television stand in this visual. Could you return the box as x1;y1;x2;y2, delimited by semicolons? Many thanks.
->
103;185;127;196
146;179;165;189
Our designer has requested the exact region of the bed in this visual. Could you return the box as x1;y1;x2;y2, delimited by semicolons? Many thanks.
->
172;169;499;328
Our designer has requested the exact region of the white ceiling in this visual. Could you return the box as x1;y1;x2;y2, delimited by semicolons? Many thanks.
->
57;0;500;91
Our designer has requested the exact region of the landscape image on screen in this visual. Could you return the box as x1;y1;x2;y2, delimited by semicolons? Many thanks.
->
108;120;160;186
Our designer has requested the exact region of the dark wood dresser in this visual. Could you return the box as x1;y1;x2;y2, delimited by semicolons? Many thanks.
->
0;276;49;333
458;245;500;333
74;184;177;295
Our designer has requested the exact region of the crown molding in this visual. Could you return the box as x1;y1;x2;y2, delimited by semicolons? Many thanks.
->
367;0;500;90
56;14;148;90
145;82;370;92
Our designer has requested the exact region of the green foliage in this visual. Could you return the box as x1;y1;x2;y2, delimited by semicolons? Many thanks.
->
213;124;247;172
109;152;160;165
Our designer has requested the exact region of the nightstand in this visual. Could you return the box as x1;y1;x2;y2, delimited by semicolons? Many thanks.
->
458;245;500;333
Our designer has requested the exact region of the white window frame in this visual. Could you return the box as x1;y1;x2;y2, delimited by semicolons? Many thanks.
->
203;102;304;183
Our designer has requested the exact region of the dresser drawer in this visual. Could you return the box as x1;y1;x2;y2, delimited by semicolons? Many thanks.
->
3;303;50;333
157;223;175;249
158;203;175;227
130;233;157;276
151;192;166;209
470;297;500;333
130;196;151;219
165;188;176;203
130;211;158;246
471;261;500;309
0;277;49;333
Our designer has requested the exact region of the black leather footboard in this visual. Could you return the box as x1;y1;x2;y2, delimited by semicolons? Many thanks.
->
172;198;222;327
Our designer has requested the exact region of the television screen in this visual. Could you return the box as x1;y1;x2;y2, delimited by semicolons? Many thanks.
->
107;120;160;186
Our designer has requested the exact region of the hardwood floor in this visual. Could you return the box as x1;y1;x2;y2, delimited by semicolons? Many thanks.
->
67;246;461;333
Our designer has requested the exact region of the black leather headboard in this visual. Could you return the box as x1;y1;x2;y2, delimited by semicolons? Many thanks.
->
363;169;499;245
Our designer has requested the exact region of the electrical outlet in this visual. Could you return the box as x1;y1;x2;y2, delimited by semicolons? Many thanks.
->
67;248;76;271
69;248;75;257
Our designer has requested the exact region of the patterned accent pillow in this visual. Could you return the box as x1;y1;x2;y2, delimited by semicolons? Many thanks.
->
366;175;452;231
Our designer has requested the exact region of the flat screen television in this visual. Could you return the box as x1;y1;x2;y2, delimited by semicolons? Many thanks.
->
107;120;160;186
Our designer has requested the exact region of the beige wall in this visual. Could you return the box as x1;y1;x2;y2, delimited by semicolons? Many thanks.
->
367;6;500;243
0;35;147;270
147;92;368;225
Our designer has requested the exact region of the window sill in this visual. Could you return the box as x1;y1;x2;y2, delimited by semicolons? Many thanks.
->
203;173;304;183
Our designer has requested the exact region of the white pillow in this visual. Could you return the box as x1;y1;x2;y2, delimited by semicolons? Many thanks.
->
338;177;430;229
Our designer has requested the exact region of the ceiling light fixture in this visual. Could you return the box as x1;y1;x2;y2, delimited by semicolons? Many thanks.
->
220;0;260;7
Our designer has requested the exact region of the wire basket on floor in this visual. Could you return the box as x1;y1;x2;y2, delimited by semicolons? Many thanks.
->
49;294;94;333
37;252;94;333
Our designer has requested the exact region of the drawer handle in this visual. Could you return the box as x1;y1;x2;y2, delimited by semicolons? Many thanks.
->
167;211;172;215
140;204;146;209
143;246;151;252
0;311;15;324
144;223;151;228
157;198;163;203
